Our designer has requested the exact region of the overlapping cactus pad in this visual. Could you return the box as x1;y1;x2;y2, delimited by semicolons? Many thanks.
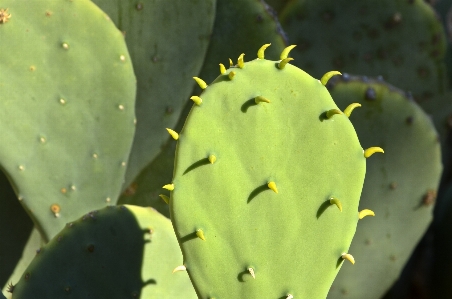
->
10;205;196;299
0;0;136;241
168;45;380;298
326;75;442;299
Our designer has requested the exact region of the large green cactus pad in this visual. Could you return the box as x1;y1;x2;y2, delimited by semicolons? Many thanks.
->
10;205;196;298
279;0;447;102
169;47;371;298
92;0;216;188
0;0;136;242
326;75;442;298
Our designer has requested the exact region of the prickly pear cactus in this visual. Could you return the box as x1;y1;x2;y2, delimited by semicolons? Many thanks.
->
9;205;196;299
326;75;442;299
0;0;136;241
168;45;381;298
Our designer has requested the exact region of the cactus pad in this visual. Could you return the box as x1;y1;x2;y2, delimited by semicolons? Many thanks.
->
0;0;136;241
10;205;196;298
169;46;376;298
326;75;442;298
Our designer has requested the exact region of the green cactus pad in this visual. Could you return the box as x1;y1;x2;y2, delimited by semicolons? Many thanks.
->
325;75;442;298
92;0;216;188
11;205;196;298
169;47;370;298
0;0;136;242
279;0;447;102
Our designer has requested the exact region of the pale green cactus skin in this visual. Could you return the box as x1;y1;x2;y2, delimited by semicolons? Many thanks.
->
0;0;136;242
168;46;380;298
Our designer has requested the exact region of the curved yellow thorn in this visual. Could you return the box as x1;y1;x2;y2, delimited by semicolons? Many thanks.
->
280;45;297;60
344;103;361;117
219;63;226;75
229;58;233;67
278;58;294;69
257;43;271;59
190;96;202;105
341;253;355;264
196;229;206;241
320;71;342;86
268;181;278;193
208;154;216;164
162;184;174;191
364;147;385;158
255;96;271;104
166;128;179;140
159;194;170;204
326;109;342;119
237;53;245;68
228;71;236;80
329;197;342;212
248;267;256;279
359;209;375;219
193;77;207;89
172;265;186;273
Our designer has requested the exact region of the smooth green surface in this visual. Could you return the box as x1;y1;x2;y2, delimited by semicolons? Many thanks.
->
327;76;442;299
171;57;366;298
280;0;447;103
92;0;216;189
12;205;196;298
0;0;136;242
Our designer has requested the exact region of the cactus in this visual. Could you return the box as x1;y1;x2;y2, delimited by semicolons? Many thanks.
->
0;0;136;242
92;0;216;188
9;205;196;298
325;75;442;298
167;45;381;298
279;0;447;103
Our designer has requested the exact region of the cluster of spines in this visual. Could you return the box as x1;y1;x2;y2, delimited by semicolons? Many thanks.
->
163;45;384;298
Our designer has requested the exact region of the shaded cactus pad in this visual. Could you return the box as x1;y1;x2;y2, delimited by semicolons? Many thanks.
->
169;46;376;298
10;205;196;299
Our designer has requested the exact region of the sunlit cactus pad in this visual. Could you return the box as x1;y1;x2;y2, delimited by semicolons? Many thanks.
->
10;205;196;299
0;0;136;241
169;46;376;298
